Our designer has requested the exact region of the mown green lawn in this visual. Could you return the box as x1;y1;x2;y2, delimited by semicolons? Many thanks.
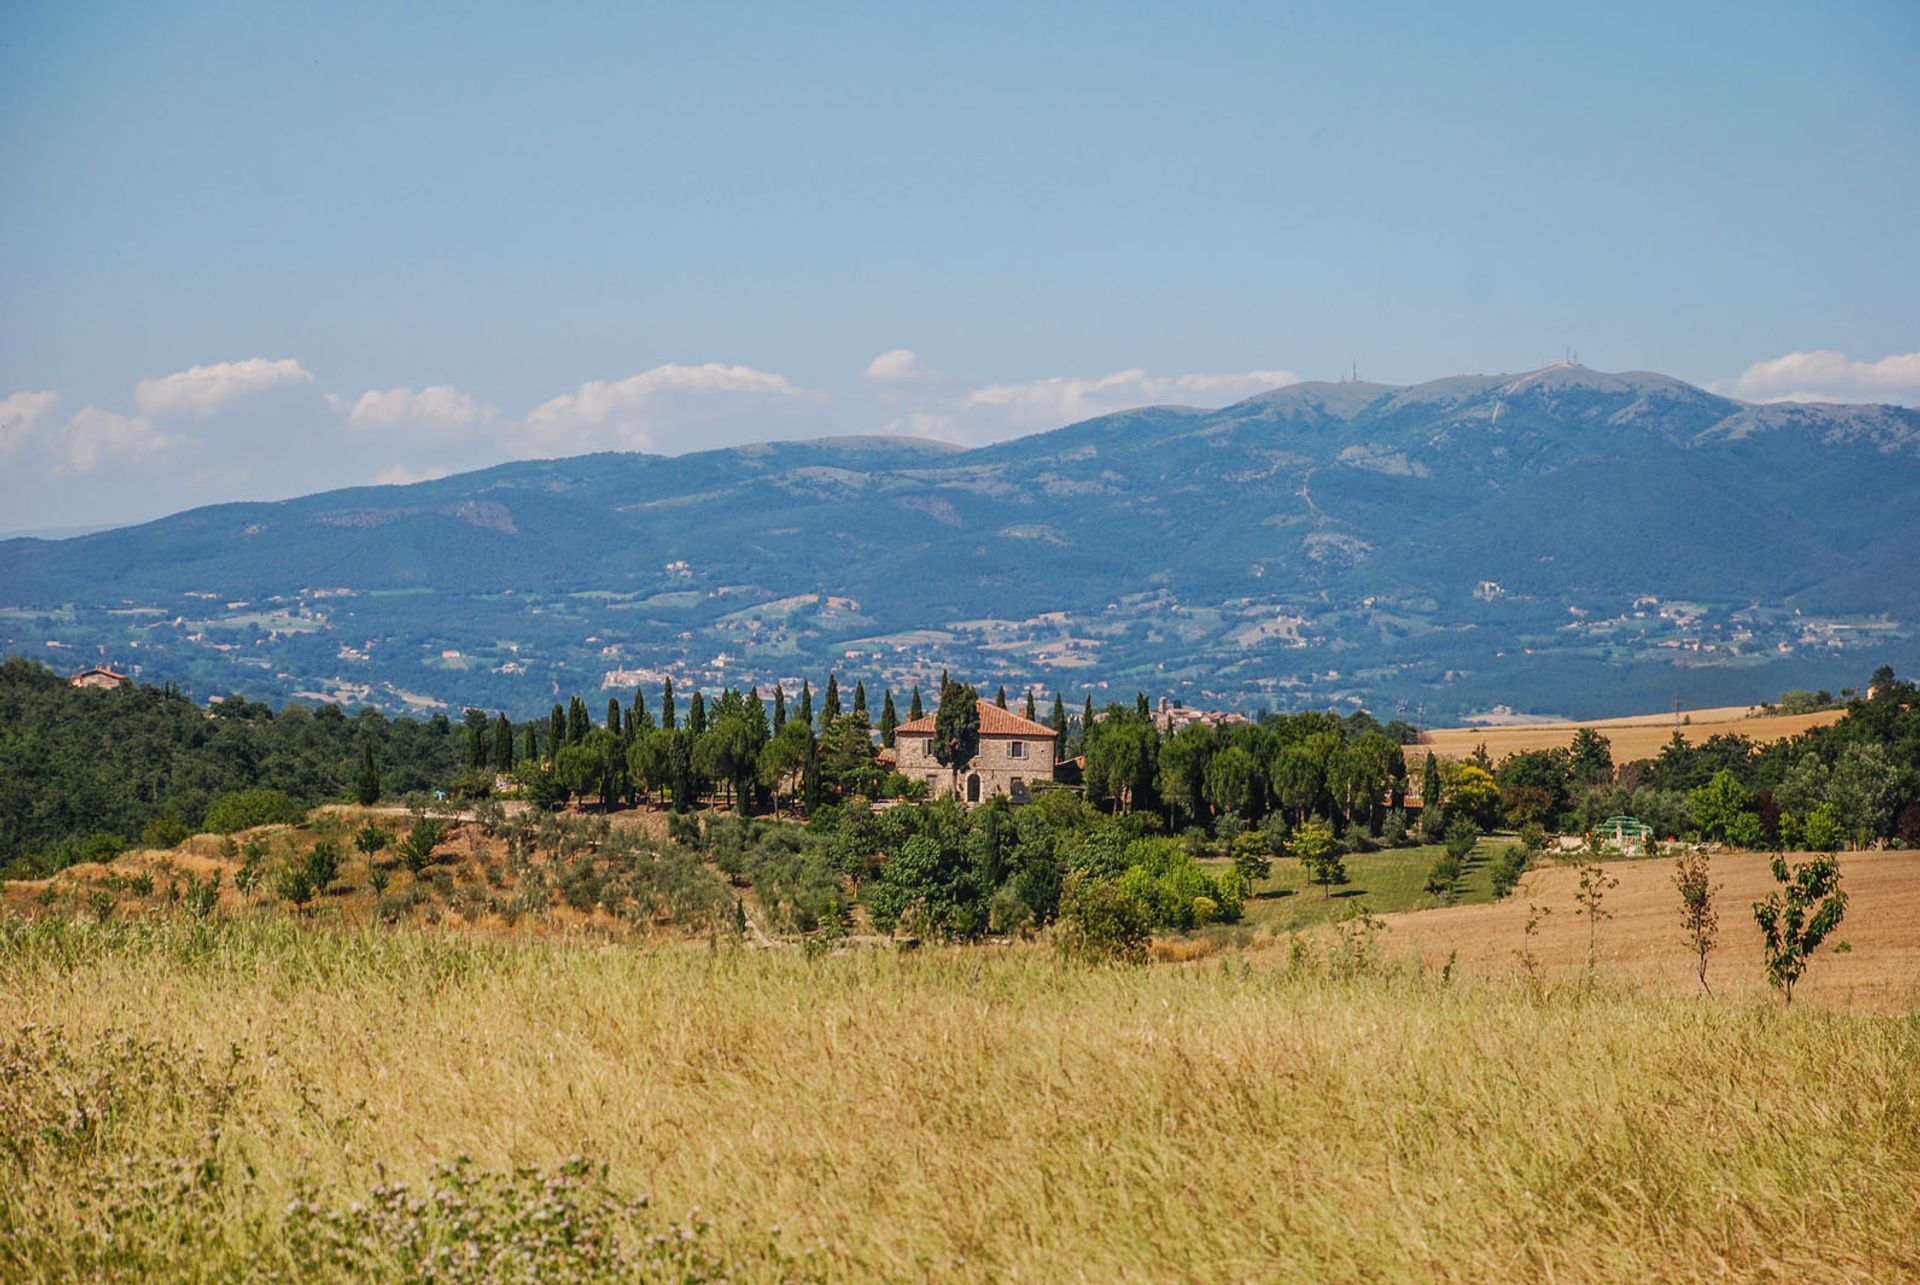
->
1199;835;1517;934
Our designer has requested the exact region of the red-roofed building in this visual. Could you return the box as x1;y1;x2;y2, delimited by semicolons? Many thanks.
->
69;665;131;690
893;699;1059;804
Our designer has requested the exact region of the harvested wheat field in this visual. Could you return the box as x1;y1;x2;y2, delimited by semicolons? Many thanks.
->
1381;849;1920;1011
1418;705;1844;762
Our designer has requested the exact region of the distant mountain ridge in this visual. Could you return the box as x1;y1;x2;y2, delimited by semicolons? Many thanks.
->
3;365;1916;721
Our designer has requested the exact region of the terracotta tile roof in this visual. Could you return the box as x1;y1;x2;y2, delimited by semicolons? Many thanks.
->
895;699;1059;739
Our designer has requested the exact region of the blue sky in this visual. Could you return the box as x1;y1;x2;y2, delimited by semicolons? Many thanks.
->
2;0;1916;530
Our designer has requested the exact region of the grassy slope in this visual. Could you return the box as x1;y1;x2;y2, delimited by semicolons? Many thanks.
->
5;915;1917;1282
1205;837;1509;934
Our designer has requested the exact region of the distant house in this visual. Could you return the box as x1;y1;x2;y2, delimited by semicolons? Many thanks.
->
1151;696;1248;735
894;699;1058;804
69;665;130;690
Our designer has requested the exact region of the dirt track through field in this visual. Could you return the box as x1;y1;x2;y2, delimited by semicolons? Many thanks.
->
1380;849;1920;1012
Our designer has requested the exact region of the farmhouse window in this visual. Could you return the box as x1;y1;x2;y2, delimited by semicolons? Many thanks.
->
1008;741;1026;759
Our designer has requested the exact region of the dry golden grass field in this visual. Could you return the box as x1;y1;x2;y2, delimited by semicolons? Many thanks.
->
4;906;1919;1280
1417;705;1844;762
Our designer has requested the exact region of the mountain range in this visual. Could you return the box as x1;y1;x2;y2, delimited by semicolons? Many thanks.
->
3;364;1916;722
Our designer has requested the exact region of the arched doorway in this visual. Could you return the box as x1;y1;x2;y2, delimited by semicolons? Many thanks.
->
966;773;981;804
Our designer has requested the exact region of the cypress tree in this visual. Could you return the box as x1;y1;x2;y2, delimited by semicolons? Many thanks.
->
1136;691;1150;718
662;678;676;730
464;709;489;769
356;743;381;806
938;668;949;694
549;704;566;758
606;698;622;738
631;688;647;730
772;685;786;732
689;689;706;735
853;680;867;718
822;673;841;724
493;712;514;773
567;696;588;744
523;723;538;764
801;733;823;815
879;689;899;748
995;685;1008;709
798;680;813;729
1082;695;1095;755
909;685;924;721
1051;692;1067;737
1024;689;1037;722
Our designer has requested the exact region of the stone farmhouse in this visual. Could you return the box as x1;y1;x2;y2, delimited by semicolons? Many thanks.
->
893;699;1058;804
69;665;130;690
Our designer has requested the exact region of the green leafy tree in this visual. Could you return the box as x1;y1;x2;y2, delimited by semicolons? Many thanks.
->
354;821;387;861
1085;708;1156;814
1289;819;1343;896
1204;745;1260;822
1827;742;1896;846
1690;769;1755;843
1801;801;1845;852
1156;724;1211;827
1753;852;1847;1005
1270;744;1323;826
757;721;812;815
1567;726;1615;785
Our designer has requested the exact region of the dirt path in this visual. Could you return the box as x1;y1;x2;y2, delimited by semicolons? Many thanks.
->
1379;849;1920;1012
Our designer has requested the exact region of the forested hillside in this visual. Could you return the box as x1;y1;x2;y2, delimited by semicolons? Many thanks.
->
0;657;457;874
3;366;1917;721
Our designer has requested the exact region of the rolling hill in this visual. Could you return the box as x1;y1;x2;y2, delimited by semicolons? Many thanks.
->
3;364;1915;720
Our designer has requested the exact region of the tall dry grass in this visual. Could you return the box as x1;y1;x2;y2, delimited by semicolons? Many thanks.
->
4;912;1917;1281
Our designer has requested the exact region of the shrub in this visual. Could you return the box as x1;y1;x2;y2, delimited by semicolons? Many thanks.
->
1490;842;1530;899
141;812;192;850
1424;853;1462;897
1055;874;1151;965
398;817;445;873
304;840;342;895
1380;808;1409;847
276;863;315;907
203;789;306;834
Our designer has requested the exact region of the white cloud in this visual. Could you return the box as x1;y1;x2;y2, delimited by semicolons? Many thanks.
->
1715;350;1920;405
0;390;61;457
333;385;497;430
519;362;809;454
370;463;453;486
136;357;313;419
963;366;1300;434
864;349;941;384
58;406;173;472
